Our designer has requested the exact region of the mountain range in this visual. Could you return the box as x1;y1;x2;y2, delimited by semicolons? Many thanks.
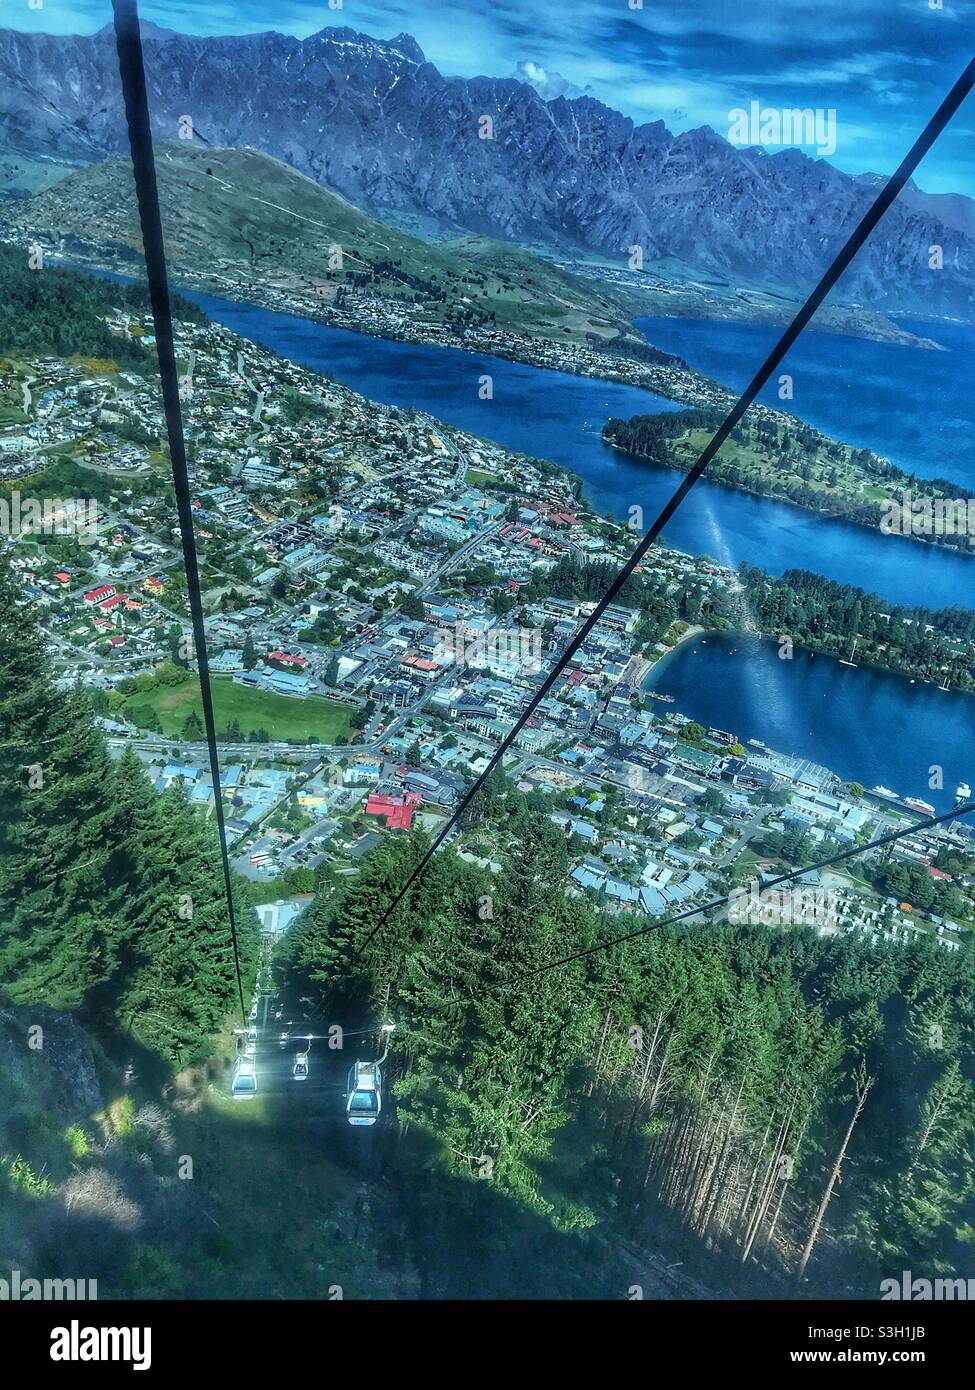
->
4;142;643;348
1;21;973;319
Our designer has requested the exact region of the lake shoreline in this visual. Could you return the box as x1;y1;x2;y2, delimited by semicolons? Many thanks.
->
602;435;975;561
49;248;947;516
629;623;706;689
638;630;975;811
59;262;975;607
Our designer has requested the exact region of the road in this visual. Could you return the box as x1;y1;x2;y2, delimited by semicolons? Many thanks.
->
417;520;505;596
236;350;267;431
717;808;771;867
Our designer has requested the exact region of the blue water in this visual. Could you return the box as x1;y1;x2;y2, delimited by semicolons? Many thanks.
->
181;289;975;610
70;265;975;795
646;633;974;812
637;314;975;487
177;289;975;798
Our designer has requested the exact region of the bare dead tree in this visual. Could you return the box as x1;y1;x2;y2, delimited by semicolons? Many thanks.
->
794;1069;874;1289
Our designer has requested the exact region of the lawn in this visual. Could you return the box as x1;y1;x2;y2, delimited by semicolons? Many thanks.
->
465;467;500;489
674;425;884;506
124;674;355;743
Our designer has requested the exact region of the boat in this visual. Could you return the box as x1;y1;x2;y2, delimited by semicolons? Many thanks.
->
647;690;675;703
904;797;936;816
870;785;899;801
955;782;972;804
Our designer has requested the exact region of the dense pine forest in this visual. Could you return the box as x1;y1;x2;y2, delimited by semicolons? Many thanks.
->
511;549;975;690
2;245;974;1295
699;565;975;690
0;554;255;1063
0;241;204;368
2;542;974;1294
287;780;975;1294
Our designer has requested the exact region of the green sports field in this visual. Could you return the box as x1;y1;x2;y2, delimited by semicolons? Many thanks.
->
124;674;355;743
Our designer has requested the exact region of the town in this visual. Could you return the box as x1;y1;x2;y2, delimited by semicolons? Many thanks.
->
4;228;743;413
3;301;973;955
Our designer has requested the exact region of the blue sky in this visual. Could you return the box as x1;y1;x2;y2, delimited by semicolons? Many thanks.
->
12;0;975;194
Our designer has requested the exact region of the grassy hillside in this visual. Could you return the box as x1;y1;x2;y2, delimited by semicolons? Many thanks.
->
7;143;641;347
0;996;651;1299
0;150;79;200
0;1002;411;1298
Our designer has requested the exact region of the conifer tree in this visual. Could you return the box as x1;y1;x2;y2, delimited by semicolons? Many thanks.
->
1;557;256;1060
0;557;129;1005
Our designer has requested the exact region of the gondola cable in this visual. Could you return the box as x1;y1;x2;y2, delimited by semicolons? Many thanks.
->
112;0;247;1023
107;0;975;1001
507;799;975;983
354;54;975;961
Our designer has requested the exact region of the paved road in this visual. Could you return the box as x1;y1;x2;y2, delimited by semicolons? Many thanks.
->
417;521;505;596
717;809;771;867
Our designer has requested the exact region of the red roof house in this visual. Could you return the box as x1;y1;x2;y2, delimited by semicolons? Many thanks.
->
84;584;116;604
365;791;422;831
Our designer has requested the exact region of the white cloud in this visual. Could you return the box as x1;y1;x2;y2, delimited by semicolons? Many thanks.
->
511;60;591;101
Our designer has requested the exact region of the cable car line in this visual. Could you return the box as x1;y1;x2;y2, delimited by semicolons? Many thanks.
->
112;0;247;1024
504;799;975;982
353;55;975;962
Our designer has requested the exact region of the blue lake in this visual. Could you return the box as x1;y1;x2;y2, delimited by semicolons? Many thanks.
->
70;266;975;799
182;289;975;611
175;289;975;804
645;632;974;813
636;313;974;487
